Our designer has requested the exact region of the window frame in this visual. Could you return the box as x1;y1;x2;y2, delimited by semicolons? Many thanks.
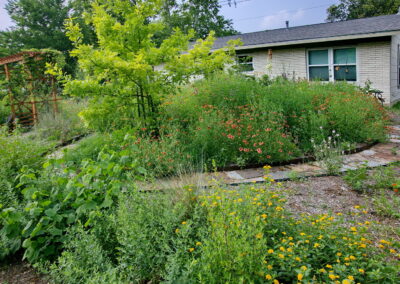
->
237;55;254;72
307;47;359;83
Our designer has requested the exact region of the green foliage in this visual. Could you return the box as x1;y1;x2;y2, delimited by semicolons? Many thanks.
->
49;181;400;283
0;132;52;208
344;164;400;218
0;149;141;262
0;98;9;124
132;74;387;176
327;0;400;22
49;224;121;284
2;0;95;73
62;0;239;131
158;0;237;41
33;99;88;142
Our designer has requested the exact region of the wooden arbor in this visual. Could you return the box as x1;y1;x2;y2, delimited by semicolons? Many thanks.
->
0;51;61;126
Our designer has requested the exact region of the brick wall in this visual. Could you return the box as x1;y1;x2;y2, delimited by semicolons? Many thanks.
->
358;41;391;103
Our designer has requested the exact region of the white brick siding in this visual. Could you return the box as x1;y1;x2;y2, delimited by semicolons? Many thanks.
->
391;34;400;104
243;40;394;104
358;41;391;103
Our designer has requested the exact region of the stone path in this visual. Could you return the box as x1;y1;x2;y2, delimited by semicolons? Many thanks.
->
153;125;400;189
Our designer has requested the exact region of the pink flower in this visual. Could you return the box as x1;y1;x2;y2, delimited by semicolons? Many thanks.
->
265;128;272;132
256;148;262;154
227;134;234;139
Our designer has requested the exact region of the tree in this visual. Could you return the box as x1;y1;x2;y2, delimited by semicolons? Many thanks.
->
327;0;400;22
159;0;238;41
1;0;95;72
59;0;239;130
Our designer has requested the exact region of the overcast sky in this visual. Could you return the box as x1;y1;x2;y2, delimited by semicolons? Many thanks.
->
0;0;340;33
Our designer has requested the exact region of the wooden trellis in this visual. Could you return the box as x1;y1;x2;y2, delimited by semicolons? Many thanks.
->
0;51;61;126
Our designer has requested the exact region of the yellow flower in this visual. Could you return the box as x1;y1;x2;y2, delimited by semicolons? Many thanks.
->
181;221;187;225
268;249;274;254
279;246;285;251
196;242;202;246
342;280;351;284
237;198;243;202
297;273;304;281
390;249;396;253
187;188;193;192
188;248;195;252
337;252;342;256
278;253;285;259
265;274;272;280
319;268;326;273
256;233;263;239
349;255;356;260
261;214;267;219
358;269;365;274
301;265;307;271
300;232;306;236
295;257;301;261
350;227;357;232
273;280;279;284
329;274;336;280
326;264;333;269
267;265;273;270
175;229;180;233
348;276;354;281
354;205;360;209
314;243;320;248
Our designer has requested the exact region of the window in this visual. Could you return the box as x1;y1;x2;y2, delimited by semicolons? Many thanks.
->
308;50;329;81
308;48;357;82
333;48;357;81
237;55;254;72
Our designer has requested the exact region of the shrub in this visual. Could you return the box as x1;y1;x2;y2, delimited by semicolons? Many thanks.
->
0;132;52;208
33;99;88;142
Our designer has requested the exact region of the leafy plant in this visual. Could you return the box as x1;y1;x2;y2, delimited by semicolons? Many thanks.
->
0;148;142;262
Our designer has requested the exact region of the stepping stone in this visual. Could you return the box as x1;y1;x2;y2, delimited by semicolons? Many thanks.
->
225;171;244;180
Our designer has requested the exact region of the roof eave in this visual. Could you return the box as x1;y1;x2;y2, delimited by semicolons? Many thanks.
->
218;31;400;52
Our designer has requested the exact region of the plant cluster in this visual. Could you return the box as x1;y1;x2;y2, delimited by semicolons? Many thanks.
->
344;163;400;218
118;73;388;176
44;177;400;283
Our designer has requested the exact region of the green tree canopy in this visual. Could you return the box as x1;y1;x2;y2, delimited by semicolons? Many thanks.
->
0;0;95;72
159;0;238;41
59;0;239;130
327;0;400;22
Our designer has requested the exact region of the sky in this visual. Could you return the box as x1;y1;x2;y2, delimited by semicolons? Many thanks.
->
0;0;340;33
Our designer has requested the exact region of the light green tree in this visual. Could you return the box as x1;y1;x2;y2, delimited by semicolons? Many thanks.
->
62;0;240;130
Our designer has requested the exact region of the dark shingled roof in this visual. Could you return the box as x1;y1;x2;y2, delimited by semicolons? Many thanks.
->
213;14;400;49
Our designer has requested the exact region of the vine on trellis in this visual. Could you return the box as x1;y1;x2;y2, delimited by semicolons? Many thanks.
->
0;49;65;127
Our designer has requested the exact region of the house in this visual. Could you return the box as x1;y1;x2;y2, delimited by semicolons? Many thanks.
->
213;12;400;105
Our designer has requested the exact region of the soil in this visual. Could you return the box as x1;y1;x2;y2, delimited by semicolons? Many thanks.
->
280;175;400;243
0;256;48;284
